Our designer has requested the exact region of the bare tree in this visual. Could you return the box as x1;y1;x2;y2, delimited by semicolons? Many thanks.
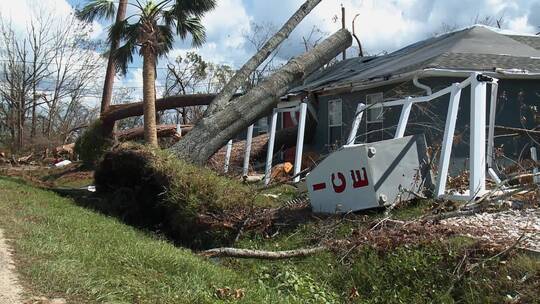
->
0;11;103;154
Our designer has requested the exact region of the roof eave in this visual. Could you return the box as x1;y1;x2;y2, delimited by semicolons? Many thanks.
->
310;68;540;96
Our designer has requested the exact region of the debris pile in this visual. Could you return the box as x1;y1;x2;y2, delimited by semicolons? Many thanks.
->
442;209;540;252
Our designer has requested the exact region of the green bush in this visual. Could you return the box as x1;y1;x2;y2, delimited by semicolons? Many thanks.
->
74;120;112;167
93;143;275;248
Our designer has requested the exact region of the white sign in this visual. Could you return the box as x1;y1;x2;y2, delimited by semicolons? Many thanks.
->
307;144;379;213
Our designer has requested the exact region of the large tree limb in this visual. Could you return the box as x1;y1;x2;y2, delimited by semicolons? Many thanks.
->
115;124;193;141
200;246;326;259
205;0;322;117
172;29;352;164
101;94;216;127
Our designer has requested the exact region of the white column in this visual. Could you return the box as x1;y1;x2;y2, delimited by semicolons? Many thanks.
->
435;84;462;198
224;139;233;173
394;97;413;139
264;109;279;185
469;74;487;197
346;103;365;145
487;82;498;168
532;147;539;184
293;103;308;183
242;124;254;177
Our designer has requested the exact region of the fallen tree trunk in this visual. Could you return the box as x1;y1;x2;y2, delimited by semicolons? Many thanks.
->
171;29;352;164
115;124;193;141
200;246;326;259
205;0;322;117
208;118;317;170
101;94;216;132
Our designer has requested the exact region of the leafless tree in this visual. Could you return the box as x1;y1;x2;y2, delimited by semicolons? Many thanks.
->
0;11;103;154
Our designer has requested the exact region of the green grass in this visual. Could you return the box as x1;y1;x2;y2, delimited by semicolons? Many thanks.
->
0;177;282;303
0;175;538;303
231;216;540;304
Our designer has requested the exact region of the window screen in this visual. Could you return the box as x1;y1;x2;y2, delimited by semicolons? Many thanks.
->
366;92;383;122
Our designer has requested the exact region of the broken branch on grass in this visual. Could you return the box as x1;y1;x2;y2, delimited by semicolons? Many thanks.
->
200;246;327;259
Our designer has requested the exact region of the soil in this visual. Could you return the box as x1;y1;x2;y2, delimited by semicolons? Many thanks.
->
0;229;23;304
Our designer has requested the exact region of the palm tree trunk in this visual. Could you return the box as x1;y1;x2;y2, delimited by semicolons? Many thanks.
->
142;47;158;147
99;0;127;115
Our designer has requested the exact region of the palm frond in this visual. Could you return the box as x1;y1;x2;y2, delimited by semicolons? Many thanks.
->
112;39;137;75
76;0;116;22
177;17;206;47
172;0;217;18
156;25;174;57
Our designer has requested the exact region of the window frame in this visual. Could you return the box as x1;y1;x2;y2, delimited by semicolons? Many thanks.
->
327;98;343;145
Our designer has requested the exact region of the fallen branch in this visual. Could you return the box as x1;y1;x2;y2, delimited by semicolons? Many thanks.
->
200;246;326;259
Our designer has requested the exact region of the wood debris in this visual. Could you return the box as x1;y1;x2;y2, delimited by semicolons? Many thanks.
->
441;209;540;252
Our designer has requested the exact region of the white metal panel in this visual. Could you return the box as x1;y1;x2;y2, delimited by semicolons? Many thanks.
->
307;144;377;213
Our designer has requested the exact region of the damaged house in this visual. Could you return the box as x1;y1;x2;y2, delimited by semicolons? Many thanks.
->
279;25;540;167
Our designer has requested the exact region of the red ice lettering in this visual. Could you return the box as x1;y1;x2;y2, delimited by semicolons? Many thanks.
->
351;168;369;188
331;172;346;193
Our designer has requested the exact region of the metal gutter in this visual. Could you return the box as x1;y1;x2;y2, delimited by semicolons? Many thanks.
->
313;68;540;96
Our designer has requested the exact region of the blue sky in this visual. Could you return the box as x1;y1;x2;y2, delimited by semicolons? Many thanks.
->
2;0;540;103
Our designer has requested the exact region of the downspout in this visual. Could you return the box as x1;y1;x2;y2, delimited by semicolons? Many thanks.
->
413;74;432;95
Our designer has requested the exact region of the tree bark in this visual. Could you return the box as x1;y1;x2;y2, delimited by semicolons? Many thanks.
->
100;94;216;133
100;0;127;115
171;29;352;164
115;124;192;141
200;246;326;259
142;48;158;147
204;0;322;117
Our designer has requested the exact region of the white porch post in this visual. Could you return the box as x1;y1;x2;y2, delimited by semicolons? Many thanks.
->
224;139;233;173
532;147;539;184
487;81;498;168
395;97;413;139
346;103;365;145
469;73;487;197
242;124;254;177
264;109;279;185
293;102;308;183
435;84;462;198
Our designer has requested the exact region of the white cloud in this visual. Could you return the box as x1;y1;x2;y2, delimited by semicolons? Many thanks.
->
0;0;103;38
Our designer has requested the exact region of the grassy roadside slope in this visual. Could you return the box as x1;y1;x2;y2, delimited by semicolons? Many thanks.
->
0;177;279;303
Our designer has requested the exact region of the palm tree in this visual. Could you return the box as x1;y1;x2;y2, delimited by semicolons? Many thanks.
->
79;0;216;147
78;0;128;115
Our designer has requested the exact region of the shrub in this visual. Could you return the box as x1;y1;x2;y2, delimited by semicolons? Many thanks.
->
74;120;112;167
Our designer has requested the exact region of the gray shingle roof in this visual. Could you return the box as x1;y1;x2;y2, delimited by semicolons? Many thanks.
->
291;26;540;93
